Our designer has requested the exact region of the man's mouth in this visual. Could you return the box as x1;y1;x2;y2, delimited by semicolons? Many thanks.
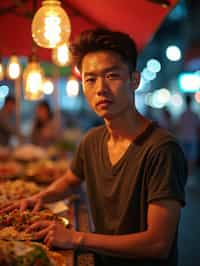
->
96;99;112;107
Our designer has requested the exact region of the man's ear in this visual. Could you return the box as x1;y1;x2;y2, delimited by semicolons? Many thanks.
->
131;71;140;90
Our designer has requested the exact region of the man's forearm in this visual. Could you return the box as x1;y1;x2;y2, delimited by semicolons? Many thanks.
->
75;231;167;260
35;175;77;203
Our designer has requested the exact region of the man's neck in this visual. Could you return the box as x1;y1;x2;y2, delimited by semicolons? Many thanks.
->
105;109;149;143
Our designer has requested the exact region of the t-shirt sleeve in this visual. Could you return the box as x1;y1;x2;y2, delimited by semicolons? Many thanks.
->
70;139;85;180
146;141;188;206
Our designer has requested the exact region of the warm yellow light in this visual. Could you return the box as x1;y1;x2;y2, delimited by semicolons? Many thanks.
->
32;0;71;48
7;56;21;80
0;64;4;81
43;79;54;95
23;62;44;100
66;77;79;97
52;43;70;66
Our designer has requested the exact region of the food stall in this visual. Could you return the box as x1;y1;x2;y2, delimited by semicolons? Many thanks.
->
0;1;179;265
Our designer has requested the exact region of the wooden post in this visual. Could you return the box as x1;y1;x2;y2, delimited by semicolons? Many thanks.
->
53;65;61;130
14;77;21;144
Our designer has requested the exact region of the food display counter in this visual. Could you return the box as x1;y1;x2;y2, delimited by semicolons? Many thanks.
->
0;144;94;266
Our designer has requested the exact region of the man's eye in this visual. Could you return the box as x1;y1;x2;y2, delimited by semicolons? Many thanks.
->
106;73;120;80
85;77;96;83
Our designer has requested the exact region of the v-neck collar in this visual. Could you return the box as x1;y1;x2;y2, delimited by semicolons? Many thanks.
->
103;131;132;171
103;121;156;172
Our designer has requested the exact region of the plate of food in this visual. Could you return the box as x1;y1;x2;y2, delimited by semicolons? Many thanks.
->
0;240;67;266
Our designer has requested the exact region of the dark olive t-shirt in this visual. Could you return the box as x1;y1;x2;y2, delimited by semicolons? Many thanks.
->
70;122;187;266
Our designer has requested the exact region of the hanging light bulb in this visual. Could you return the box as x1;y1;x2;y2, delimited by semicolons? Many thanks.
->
52;43;70;66
66;76;79;97
7;56;21;80
32;0;71;48
23;57;44;100
43;78;54;95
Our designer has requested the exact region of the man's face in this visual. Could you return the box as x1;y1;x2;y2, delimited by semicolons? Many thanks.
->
81;51;136;120
36;106;49;122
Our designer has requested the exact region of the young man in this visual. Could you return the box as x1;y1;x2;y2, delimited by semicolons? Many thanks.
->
2;29;187;266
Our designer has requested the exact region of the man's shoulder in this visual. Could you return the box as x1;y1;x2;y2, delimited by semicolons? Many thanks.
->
82;124;106;144
142;123;179;151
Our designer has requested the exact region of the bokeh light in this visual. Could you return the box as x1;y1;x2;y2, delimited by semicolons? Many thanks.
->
66;78;79;97
166;45;182;62
43;79;54;95
142;68;157;81
0;85;9;98
147;59;161;73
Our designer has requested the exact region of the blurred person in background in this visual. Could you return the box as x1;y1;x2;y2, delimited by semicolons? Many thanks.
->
0;95;16;146
1;28;187;266
175;95;200;175
158;108;173;132
144;105;156;122
30;100;62;147
196;125;200;169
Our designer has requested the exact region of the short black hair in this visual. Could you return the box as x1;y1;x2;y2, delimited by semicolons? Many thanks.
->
4;95;15;105
70;28;138;73
36;100;52;119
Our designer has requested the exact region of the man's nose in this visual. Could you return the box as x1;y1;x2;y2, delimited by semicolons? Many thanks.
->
96;77;109;95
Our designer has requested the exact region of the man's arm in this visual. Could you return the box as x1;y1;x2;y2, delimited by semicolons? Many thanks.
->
34;168;82;203
0;168;82;213
76;199;180;260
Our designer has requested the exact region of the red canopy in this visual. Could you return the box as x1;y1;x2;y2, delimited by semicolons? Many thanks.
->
0;0;179;61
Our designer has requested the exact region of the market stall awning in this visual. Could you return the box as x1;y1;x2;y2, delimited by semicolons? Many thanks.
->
0;0;179;61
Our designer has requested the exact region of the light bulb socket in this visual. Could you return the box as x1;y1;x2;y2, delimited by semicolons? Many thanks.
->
28;54;38;62
42;0;61;6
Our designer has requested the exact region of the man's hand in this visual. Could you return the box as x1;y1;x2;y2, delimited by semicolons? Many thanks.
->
0;195;43;214
26;220;82;249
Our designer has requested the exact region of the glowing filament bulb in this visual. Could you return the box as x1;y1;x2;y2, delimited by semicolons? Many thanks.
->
7;56;21;79
27;72;43;93
66;78;79;97
52;43;70;66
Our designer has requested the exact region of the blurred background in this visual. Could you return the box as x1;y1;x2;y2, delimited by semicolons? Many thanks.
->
0;0;199;135
0;1;200;265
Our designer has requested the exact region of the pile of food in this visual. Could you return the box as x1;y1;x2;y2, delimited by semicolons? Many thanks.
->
13;144;47;162
0;147;11;161
0;161;23;180
0;180;41;204
24;159;68;184
0;240;66;266
0;208;65;241
0;144;70;266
